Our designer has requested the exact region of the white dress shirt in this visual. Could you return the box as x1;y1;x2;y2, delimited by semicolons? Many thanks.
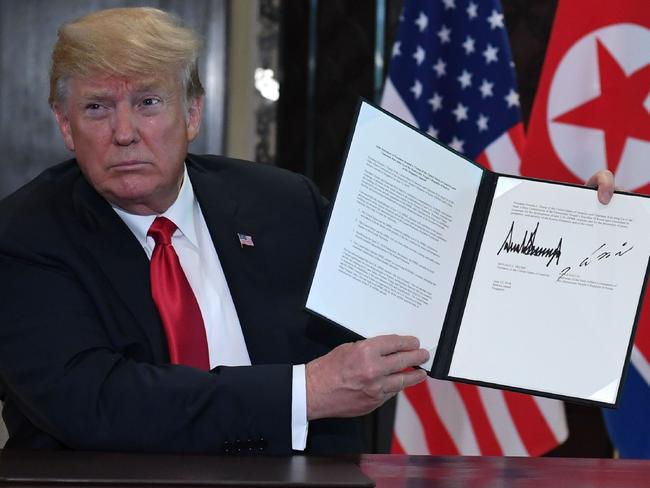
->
112;166;308;450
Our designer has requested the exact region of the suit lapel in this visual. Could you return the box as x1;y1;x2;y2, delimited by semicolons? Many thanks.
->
188;158;291;364
71;178;168;362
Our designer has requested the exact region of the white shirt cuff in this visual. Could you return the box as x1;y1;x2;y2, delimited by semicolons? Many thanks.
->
291;364;309;451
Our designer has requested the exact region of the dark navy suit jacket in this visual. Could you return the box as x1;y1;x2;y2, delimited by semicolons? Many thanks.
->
0;154;359;455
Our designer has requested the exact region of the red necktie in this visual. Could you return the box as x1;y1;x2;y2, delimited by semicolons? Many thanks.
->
148;216;210;370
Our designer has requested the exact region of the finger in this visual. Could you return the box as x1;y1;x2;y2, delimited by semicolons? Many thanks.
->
383;348;430;375
402;369;428;388
384;369;428;393
585;170;614;204
584;169;613;189
597;184;614;205
368;334;421;356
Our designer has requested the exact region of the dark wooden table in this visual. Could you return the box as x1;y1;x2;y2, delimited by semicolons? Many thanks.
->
361;454;650;487
1;450;650;487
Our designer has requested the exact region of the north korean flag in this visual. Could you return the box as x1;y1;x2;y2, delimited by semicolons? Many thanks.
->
520;0;650;458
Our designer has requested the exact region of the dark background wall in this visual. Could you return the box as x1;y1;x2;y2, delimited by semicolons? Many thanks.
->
275;0;612;457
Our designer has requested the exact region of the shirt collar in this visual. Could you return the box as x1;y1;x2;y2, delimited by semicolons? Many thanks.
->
112;165;199;248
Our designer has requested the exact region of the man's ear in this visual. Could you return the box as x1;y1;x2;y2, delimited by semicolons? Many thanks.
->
186;96;204;143
53;104;75;152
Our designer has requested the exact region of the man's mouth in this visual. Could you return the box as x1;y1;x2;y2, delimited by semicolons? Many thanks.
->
110;160;150;170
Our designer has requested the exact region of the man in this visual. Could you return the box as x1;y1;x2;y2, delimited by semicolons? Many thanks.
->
0;7;430;455
0;7;614;455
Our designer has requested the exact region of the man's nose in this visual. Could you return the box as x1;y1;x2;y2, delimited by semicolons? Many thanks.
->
112;105;140;146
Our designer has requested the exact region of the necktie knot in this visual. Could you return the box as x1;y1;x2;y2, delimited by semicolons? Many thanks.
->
148;216;177;246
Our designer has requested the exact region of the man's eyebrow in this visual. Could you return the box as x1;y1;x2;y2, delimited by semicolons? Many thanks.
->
78;84;170;100
79;91;113;100
131;83;170;94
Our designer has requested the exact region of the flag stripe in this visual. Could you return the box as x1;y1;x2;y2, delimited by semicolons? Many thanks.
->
503;392;560;456
455;383;504;455
482;127;523;175
478;388;528;456
393;388;431;454
509;123;526;157
427;380;481;455
381;78;419;128
603;364;650;458
390;435;406;454
475;152;491;171
533;396;569;445
634;299;650;360
631;345;650;387
403;381;459;454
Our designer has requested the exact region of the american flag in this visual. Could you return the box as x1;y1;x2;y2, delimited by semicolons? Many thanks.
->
237;233;255;248
381;0;568;455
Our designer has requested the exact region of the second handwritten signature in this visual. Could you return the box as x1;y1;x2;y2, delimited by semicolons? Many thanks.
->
558;242;634;281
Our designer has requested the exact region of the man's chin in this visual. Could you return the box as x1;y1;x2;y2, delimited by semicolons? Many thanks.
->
103;184;169;215
94;171;181;214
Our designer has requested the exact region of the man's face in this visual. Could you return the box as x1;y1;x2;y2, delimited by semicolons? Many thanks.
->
54;75;203;215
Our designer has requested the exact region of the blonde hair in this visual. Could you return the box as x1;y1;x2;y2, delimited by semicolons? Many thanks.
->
49;7;204;106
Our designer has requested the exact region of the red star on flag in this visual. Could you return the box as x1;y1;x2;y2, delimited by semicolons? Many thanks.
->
553;40;650;175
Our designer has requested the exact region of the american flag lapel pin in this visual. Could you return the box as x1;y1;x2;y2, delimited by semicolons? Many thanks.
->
237;233;255;248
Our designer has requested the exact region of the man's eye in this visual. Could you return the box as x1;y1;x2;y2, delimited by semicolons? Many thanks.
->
86;103;102;110
142;98;160;106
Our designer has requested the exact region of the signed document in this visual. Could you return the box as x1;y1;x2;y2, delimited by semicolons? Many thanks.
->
306;100;650;406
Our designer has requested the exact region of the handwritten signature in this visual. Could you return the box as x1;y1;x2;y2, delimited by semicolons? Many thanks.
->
497;221;563;267
558;242;634;281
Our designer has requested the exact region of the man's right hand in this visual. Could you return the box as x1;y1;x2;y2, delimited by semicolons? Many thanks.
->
305;334;429;420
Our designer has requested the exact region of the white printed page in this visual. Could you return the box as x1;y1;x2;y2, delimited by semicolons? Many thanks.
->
306;102;483;369
449;177;650;404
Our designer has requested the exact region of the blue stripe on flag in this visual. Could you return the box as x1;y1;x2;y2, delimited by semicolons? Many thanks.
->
603;365;650;458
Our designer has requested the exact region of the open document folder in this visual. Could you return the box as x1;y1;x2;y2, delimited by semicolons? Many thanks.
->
306;100;650;407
